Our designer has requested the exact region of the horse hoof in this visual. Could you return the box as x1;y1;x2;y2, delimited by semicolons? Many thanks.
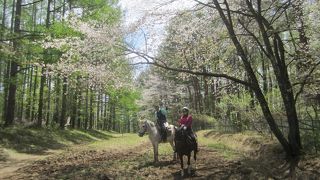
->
181;171;184;177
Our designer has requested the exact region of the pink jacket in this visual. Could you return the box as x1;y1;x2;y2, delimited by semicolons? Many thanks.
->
178;115;192;128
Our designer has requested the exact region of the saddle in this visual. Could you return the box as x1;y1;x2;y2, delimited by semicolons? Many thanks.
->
175;127;198;151
156;122;172;142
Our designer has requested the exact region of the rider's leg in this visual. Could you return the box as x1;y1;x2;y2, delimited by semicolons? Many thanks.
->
163;129;167;141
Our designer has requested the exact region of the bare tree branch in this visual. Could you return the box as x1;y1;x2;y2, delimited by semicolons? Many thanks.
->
125;47;253;88
21;0;44;7
193;0;254;17
294;61;320;103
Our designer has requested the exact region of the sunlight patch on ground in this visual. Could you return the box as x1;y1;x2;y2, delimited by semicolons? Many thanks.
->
87;133;148;150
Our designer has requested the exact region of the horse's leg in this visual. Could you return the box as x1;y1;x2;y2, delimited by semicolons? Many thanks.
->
194;151;197;172
179;154;184;177
153;143;159;163
187;153;191;174
169;140;176;161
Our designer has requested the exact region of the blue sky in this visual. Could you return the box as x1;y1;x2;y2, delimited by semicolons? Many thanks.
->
118;0;196;77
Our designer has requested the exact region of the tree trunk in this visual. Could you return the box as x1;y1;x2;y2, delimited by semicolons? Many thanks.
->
53;76;61;123
60;77;67;129
77;88;82;129
18;68;28;120
112;103;116;131
262;57;268;94
46;75;51;126
212;0;294;156
26;66;33;120
89;88;94;129
31;66;38;122
37;67;46;127
210;80;216;115
96;91;101;129
203;69;209;115
71;88;77;129
103;94;108;130
246;0;302;155
1;0;7;29
5;0;22;127
84;84;89;129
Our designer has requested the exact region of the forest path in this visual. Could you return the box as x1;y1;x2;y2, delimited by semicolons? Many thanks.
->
0;148;62;179
2;131;320;179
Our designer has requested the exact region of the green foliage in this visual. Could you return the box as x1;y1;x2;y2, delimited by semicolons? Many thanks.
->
192;114;217;130
49;22;83;38
301;130;320;153
216;92;256;131
118;89;140;111
75;0;121;24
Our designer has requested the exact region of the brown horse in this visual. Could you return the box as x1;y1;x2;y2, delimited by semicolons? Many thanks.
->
174;127;198;176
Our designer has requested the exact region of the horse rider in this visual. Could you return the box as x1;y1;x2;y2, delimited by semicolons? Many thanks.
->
178;107;198;151
155;103;168;142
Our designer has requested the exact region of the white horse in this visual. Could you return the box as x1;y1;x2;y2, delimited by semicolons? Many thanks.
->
138;120;176;163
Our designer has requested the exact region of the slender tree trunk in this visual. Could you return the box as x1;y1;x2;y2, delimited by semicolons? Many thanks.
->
2;62;9;121
192;79;198;113
31;66;38;122
37;67;46;127
53;76;61;123
62;0;66;18
108;100;113;131
0;0;7;119
2;0;15;122
203;67;209;115
77;88;82;129
100;93;104;129
89;88;94;129
46;75;51;126
1;0;7;27
5;0;22;127
262;58;268;94
96;91;101;129
84;84;89;129
103;94;108;130
25;66;33;120
210;80;216;115
186;85;193;110
60;77;67;129
37;0;52;126
18;68;28;120
10;0;15;32
112;103;116;131
71;88;77;129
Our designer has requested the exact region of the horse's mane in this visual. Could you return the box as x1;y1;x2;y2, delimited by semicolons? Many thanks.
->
140;120;155;127
145;120;155;127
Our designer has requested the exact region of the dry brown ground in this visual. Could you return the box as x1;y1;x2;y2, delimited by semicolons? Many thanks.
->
2;132;320;180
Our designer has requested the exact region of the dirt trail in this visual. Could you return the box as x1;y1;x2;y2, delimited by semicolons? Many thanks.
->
2;137;320;179
0;149;62;179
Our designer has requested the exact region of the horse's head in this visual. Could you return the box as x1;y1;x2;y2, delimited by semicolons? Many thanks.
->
174;126;186;141
138;120;148;137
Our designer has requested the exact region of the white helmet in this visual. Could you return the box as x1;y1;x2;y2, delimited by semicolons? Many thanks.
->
182;107;189;111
